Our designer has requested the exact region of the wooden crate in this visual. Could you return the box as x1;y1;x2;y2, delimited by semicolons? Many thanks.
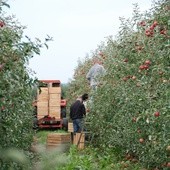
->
37;107;48;115
37;88;48;100
49;93;61;99
37;94;48;101
37;101;48;108
49;87;61;94
49;99;61;107
73;133;85;149
49;106;61;118
68;122;74;132
46;133;71;150
39;87;48;94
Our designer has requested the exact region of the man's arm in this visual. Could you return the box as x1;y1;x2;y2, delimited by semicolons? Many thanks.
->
86;70;91;81
70;105;73;119
81;104;86;117
86;66;94;81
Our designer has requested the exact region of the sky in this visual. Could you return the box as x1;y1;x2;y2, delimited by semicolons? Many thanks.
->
5;0;153;83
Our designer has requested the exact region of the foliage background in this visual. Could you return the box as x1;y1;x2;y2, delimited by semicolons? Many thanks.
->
66;0;170;169
0;1;50;169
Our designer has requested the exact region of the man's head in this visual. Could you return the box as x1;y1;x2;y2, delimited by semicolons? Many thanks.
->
81;93;88;101
76;96;83;102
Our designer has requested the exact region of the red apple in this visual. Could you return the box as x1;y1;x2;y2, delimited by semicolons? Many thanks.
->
0;21;5;27
153;21;158;27
136;46;143;51
122;77;128;81
0;63;5;71
144;60;151;65
139;65;145;70
160;29;167;35
1;106;5;111
145;29;154;37
132;117;137;122
136;83;141;87
86;109;90;112
131;76;136;80
123;58;128;62
137;129;141;133
166;146;170;151
154;111;160;117
150;25;155;30
139;138;144;143
139;20;146;26
143;64;149;70
167;162;170;167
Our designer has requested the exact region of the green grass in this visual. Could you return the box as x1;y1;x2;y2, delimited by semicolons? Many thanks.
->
55;146;143;170
34;131;144;170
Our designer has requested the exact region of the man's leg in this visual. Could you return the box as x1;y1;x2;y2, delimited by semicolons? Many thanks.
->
77;118;84;132
73;119;78;133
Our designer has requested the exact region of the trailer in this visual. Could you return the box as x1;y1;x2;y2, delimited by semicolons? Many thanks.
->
33;80;68;130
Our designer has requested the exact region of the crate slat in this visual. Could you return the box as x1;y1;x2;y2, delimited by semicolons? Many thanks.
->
49;99;61;107
37;101;48;107
49;93;61;99
49;87;61;94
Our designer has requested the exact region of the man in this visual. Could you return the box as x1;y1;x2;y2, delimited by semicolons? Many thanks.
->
86;57;105;90
70;93;88;133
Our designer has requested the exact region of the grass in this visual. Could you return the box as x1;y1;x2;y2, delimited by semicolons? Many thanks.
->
33;131;145;170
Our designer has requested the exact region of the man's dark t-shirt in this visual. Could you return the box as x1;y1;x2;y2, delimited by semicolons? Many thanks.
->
70;100;86;120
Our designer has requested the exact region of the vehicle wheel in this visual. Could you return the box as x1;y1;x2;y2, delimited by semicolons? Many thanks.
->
62;118;68;131
61;107;66;118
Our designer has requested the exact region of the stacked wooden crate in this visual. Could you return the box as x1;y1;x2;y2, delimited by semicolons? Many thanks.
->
49;87;61;118
37;87;49;119
37;86;61;119
46;133;71;150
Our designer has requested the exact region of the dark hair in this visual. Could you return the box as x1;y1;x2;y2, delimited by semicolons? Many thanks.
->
82;93;88;101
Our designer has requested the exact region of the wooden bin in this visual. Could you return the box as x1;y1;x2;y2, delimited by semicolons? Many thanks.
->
49;106;61;118
68;122;74;132
46;133;71;150
73;133;85;149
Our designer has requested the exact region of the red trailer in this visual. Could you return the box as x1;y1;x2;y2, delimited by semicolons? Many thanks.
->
33;80;68;130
